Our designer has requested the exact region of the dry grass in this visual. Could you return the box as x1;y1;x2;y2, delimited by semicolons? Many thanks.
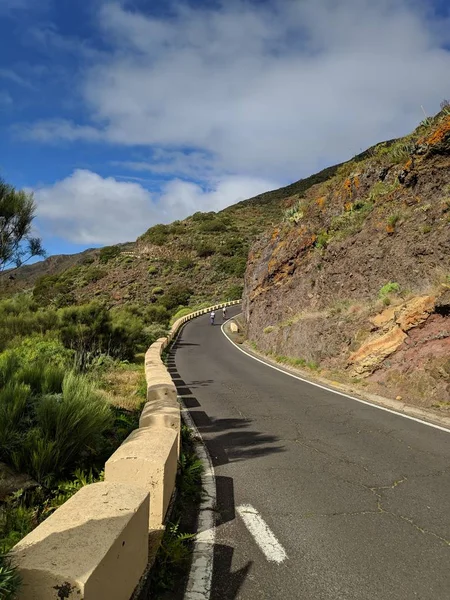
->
99;364;146;410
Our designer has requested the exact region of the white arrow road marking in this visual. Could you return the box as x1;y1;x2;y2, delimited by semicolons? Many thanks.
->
237;504;288;564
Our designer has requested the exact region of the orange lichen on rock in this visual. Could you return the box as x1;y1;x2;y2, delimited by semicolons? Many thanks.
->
422;115;450;147
345;202;353;212
271;228;280;242
353;175;360;188
343;178;352;196
315;196;326;209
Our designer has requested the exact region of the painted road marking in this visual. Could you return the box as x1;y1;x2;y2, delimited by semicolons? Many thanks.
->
221;318;450;434
237;504;288;564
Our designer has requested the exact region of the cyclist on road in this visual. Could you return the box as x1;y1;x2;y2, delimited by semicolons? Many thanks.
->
222;306;228;320
210;311;215;325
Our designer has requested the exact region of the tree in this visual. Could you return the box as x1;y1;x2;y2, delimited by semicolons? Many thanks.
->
0;178;45;270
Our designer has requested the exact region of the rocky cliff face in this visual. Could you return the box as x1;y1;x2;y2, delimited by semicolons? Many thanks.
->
244;111;450;408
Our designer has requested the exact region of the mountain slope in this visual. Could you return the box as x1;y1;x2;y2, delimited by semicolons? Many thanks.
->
243;110;450;409
0;161;358;309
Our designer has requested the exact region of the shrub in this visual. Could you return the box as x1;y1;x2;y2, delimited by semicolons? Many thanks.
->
0;555;21;598
81;266;107;285
99;245;121;263
195;241;216;257
387;214;401;228
142;224;170;246
225;284;243;300
198;219;227;233
142;324;168;346
218;238;247;257
152;286;164;295
213;256;247;277
59;303;143;364
158;285;193;312
191;211;215;222
12;373;113;483
378;282;400;298
148;265;158;275
144;304;170;324
177;257;195;271
0;382;31;461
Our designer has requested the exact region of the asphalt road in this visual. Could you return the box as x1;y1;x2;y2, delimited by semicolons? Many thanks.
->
170;306;450;600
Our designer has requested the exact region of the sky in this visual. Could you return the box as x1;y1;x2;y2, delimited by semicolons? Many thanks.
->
1;0;449;257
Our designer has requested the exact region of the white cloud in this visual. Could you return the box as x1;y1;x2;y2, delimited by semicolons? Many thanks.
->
34;169;279;245
22;0;450;180
35;170;155;244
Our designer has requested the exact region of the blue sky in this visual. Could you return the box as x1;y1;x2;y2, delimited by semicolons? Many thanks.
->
1;0;449;258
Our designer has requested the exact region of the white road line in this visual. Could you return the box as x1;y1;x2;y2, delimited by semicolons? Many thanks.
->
221;317;450;434
179;401;216;600
237;504;287;564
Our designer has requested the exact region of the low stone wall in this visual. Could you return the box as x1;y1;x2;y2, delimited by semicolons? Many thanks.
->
11;300;241;600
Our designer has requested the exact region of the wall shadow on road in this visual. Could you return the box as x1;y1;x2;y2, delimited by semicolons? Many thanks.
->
190;411;285;466
211;544;252;600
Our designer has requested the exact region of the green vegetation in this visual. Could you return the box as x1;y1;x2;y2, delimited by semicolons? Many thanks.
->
99;245;121;263
378;282;401;299
141;223;171;246
0;554;21;599
149;425;202;596
328;200;374;241
0;293;158;591
0;178;45;271
387;213;401;228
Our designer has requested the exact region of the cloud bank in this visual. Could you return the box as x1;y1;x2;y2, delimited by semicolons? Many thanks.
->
34;170;278;244
24;0;450;181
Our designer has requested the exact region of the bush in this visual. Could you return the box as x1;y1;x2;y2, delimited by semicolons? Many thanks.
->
0;555;21;598
378;282;400;298
152;286;164;295
177;257;195;271
195;241;216;257
225;284;243;300
12;373;113;483
158;285;193;312
99;245;121;263
218;238;247;257
0;297;58;351
213;256;247;277
59;303;144;364
198;219;227;233
142;224;170;246
142;324;168;346
81;266;107;284
191;211;215;222
148;265;158;275
144;304;170;324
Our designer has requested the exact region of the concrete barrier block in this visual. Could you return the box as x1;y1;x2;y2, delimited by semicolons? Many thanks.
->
105;427;178;529
139;403;181;432
11;482;149;600
146;382;177;405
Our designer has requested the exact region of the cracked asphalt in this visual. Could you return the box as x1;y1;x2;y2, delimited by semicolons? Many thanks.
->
170;307;450;600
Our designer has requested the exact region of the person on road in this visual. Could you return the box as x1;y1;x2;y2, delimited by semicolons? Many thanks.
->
210;311;215;325
222;306;228;320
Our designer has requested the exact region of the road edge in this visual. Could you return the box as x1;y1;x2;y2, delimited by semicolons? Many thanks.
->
170;317;217;600
221;317;450;434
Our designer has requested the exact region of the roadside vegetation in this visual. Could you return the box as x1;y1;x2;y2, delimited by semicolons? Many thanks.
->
148;425;203;598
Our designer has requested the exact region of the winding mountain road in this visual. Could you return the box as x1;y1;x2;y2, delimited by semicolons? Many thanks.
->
169;306;450;600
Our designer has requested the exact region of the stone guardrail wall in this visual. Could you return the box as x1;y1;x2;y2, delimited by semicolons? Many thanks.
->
11;300;241;600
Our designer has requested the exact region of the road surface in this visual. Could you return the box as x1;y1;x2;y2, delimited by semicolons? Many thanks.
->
169;306;450;600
